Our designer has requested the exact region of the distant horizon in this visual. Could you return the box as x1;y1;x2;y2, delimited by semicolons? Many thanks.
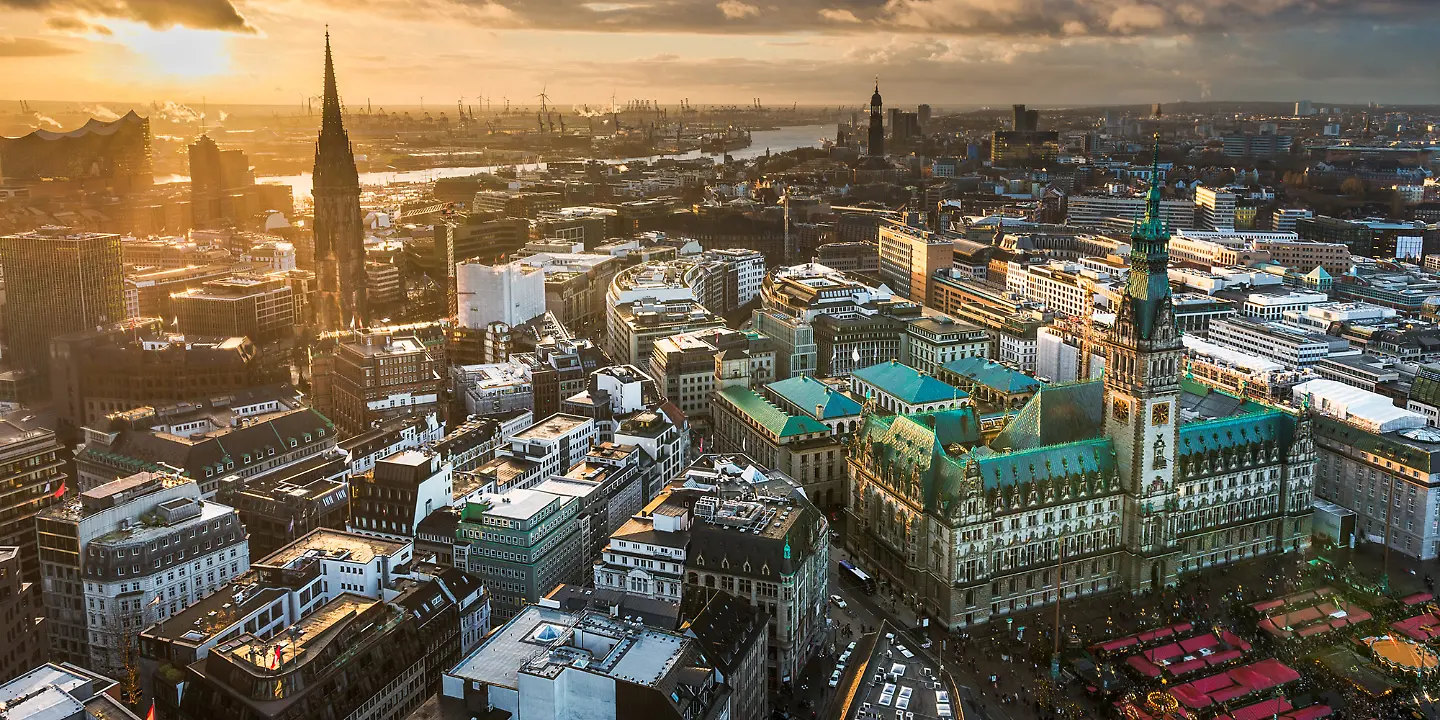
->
1;1;1434;110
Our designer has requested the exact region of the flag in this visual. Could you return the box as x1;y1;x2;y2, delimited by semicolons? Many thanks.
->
852;348;861;365
146;702;155;720
52;482;66;499
274;645;284;668
288;516;295;535
149;594;161;607
171;316;178;327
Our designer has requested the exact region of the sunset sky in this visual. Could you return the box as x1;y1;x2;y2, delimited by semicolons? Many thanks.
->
0;0;1435;107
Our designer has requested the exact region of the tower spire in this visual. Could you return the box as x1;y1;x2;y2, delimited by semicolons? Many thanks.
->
1143;132;1162;226
322;29;343;131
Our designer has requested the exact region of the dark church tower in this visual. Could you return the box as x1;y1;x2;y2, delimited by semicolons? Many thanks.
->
312;32;367;331
868;81;884;157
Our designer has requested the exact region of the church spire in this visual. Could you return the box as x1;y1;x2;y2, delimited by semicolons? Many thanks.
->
320;30;347;142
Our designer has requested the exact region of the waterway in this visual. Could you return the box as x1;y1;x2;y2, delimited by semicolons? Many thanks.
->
161;124;836;202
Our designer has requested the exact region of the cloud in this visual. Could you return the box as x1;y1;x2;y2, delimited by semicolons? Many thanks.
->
819;7;860;22
401;0;1435;40
1;0;254;32
45;15;112;34
0;35;75;56
716;0;759;18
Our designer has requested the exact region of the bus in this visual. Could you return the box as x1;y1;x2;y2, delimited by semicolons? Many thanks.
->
839;560;877;595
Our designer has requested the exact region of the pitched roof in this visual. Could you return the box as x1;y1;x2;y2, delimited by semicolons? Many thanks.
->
942;357;1043;394
765;375;862;420
990;380;1105;452
715;386;827;438
853;361;967;405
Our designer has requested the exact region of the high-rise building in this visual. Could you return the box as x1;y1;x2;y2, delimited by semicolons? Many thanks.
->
311;33;367;331
876;219;954;306
0;228;124;378
36;472;250;678
0;417;68;585
188;135;253;230
453;487;583;621
867;82;884;157
1194;186;1238;231
0;547;46;683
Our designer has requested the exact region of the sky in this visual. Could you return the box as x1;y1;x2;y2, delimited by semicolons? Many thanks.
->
0;0;1436;108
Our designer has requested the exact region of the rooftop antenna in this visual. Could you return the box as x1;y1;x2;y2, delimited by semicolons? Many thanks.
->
200;96;207;136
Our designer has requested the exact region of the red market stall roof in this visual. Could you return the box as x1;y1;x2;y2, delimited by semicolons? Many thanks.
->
1401;592;1434;606
1392;611;1440;642
1170;659;1301;709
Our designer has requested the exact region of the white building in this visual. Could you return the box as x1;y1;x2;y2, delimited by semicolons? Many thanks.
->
1208;317;1349;369
457;261;547;329
1271;209;1314;232
1006;260;1113;318
497;414;598;488
705;247;767;305
451;362;534;418
37;472;250;678
1067;195;1195;229
593;496;689;603
1241;290;1330;321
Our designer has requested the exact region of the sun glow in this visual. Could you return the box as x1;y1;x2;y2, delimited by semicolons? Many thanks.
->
109;22;232;78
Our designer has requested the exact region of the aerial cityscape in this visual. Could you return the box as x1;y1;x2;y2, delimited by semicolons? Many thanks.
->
1;3;1439;720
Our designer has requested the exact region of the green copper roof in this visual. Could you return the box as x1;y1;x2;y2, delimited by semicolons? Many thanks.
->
942;357;1043;394
717;385;828;438
766;375;863;420
990;380;1105;452
974;438;1115;491
853;361;967;405
1179;410;1293;456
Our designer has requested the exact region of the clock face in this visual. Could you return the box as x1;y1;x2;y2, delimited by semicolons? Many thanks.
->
1152;402;1171;427
1113;398;1131;423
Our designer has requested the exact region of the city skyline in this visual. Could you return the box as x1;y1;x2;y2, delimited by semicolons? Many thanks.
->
0;0;1434;106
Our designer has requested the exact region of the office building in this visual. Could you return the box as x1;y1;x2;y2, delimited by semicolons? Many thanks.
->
1314;417;1440;560
532;443;646;565
349;450;452;541
0;418;68;585
455;261;546;329
753;263;896;379
608;299;726;368
50;325;264;428
188;135;253;230
497;414;597;485
0;228;124;377
1067;195;1195;230
905;315;990;378
876;220;953;306
0;547;45;684
848;152;1315;628
649;327;777;423
513;337;612;421
170;275;296;343
311;34;367;331
1222;133;1293;159
453;487;582;621
312;332;443;437
441;605;731;720
1194;186;1237;231
36;472;249;677
561;364;661;441
1207;317;1348;369
471;190;562;219
533;206;617;249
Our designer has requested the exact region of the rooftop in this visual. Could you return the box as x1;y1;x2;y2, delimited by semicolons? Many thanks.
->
512;413;591;441
462;488;564;522
942;357;1044;394
853;361;968;405
765;375;863;420
447;606;698;691
258;529;408;570
716;386;828;438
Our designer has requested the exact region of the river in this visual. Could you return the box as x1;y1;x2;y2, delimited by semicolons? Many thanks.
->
168;123;835;201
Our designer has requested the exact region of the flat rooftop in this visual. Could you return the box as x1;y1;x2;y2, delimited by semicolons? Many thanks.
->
470;488;561;521
512;413;590;441
447;606;691;691
223;594;376;672
258;529;407;569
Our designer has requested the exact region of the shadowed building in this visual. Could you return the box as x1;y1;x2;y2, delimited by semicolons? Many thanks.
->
311;33;367;331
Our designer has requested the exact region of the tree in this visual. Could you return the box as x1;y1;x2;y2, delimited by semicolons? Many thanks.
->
1341;176;1367;197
